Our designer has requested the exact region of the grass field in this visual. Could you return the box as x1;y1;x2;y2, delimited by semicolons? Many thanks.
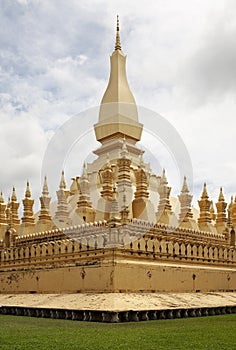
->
0;314;235;350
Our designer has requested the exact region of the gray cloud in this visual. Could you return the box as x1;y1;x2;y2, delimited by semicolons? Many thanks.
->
179;1;236;104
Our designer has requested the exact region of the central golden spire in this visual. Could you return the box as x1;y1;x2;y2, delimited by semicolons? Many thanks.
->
94;16;143;144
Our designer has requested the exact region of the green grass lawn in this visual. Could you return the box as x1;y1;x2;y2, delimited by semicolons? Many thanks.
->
0;314;235;350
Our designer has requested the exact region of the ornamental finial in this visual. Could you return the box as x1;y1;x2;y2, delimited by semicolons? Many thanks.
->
115;15;121;51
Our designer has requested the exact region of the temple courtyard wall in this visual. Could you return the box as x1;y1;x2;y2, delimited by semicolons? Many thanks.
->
0;248;235;293
0;222;235;294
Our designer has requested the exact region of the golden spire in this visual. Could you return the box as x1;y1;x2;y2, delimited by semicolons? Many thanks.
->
181;176;189;193
5;197;11;225
218;187;224;202
82;162;88;178
157;169;172;223
198;182;211;227
178;176;193;226
11;186;17;202
76;162;95;223
25;180;31;198
215;187;227;229
59;170;66;190
0;191;4;203
24;181;32;200
201;182;209;199
38;175;52;225
22;181;35;227
94;15;143;145
10;187;20;226
161;168;167;185
227;195;234;225
115;15;121;51
55;170;71;227
42;176;49;196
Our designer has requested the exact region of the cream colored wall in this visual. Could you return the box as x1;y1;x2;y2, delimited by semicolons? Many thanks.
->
0;264;115;293
0;255;235;293
113;261;236;293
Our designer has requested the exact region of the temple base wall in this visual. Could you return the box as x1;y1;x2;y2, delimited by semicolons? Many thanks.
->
0;264;115;294
0;254;235;293
113;260;236;293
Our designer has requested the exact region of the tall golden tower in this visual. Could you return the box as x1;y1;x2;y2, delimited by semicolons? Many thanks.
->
178;176;198;229
22;181;35;227
215;187;227;234
37;176;53;231
156;169;173;224
93;16;143;163
54;171;72;227
198;183;216;232
76;163;96;223
10;187;20;227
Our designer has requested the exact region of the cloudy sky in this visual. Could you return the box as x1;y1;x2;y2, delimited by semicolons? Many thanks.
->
0;0;236;212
